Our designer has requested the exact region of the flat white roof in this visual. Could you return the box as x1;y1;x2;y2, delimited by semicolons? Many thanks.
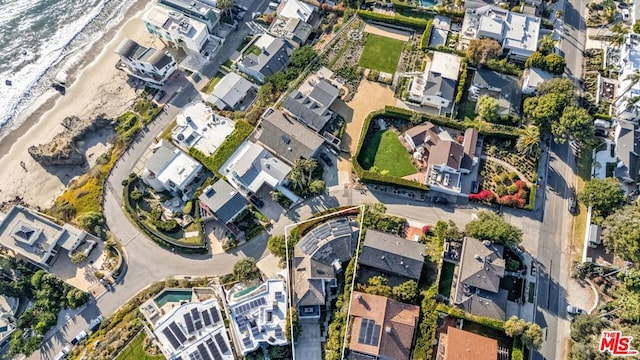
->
429;52;462;80
220;141;291;194
228;279;288;355
279;0;316;22
156;150;202;190
173;102;235;156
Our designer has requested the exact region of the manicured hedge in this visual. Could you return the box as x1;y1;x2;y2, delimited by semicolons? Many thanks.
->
512;337;524;360
357;9;431;29
384;106;522;139
189;120;253;177
436;303;506;331
455;61;468;103
352;110;430;191
419;21;433;50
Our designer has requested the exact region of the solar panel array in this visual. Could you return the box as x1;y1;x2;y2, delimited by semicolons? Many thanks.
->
251;326;260;337
274;291;284;301
202;309;212;326
297;219;354;255
357;318;381;346
214;333;230;353
210;306;220;324
234;297;266;314
197;344;211;360
185;313;195;333
206;337;223;360
170;322;187;343
162;327;181;349
242;336;253;348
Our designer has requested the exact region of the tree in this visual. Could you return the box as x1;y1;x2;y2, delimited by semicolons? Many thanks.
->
464;211;523;247
65;288;89;309
523;94;561;128
522;323;543;349
552;106;594;144
30;270;46;288
477;95;499;123
579;178;626;217
543;53;567;75
285;308;301;342
216;0;234;16
603;205;640;263
634;20;640;34
505;316;527;337
610;23;629;48
232;257;261;281
70;252;87;264
392;280;419;304
309;179;325;194
525;51;545;69
538;34;557;55
267;235;293;260
77;211;104;233
466;38;502;66
289;45;317;69
516;125;541;157
130;189;143;202
270;190;283;202
360;276;392;297
538;77;576;100
571;314;606;342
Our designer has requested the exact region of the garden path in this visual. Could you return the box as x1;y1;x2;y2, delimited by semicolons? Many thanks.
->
481;155;533;186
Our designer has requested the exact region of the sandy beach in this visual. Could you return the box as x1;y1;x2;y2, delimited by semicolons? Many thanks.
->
0;0;166;209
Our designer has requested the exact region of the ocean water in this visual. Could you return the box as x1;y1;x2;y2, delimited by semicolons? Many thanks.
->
0;0;135;142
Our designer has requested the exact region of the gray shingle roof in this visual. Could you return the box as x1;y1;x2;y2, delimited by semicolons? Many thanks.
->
281;90;333;132
360;230;425;282
472;69;522;115
254;108;324;164
147;50;174;70
241;36;292;79
115;38;147;59
424;73;456;103
615;120;640;182
145;143;177;175
457;237;505;293
310;79;340;106
199;180;247;224
208;72;256;110
457;289;508;320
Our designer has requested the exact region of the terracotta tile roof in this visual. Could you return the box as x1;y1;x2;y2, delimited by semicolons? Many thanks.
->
439;327;498;360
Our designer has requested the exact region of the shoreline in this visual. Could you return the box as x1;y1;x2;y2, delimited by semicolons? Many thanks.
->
0;0;148;158
0;0;167;208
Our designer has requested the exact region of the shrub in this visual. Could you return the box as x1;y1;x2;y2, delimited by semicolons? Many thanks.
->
508;184;519;195
189;120;253;177
496;185;508;197
183;201;193;215
419;21;433;50
509;171;519;180
71;252;87;264
469;189;496;202
357;10;431;29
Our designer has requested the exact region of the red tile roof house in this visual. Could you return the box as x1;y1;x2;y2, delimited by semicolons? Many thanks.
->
347;291;420;360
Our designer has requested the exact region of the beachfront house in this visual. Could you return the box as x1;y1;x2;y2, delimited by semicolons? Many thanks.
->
460;6;541;61
171;101;235;156
114;38;177;88
237;34;293;83
277;0;320;28
206;72;258;111
141;141;203;196
267;17;313;48
407;51;462;115
157;0;221;34
616;33;640;120
0;206;92;269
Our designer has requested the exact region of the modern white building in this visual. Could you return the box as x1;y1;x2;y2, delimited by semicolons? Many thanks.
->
141;141;203;196
407;51;462;114
114;38;177;88
171;101;235;156
144;5;210;55
219;141;299;203
141;289;234;360
460;6;541;61
0;206;89;268
156;0;221;34
616;33;640;120
227;279;288;355
278;0;318;24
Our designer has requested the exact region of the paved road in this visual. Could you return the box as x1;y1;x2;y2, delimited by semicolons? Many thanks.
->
533;141;576;360
561;0;586;86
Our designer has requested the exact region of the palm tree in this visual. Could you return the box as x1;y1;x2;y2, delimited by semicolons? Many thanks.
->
287;166;305;191
516;125;541;157
300;159;318;185
538;35;557;55
615;70;640;104
216;0;234;17
554;10;564;24
609;23;629;48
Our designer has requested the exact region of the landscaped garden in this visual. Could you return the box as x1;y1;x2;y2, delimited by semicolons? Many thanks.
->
114;332;163;360
124;176;205;249
359;34;404;73
358;129;417;177
474;160;532;208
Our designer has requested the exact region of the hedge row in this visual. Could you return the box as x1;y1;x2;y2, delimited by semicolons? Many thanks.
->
419;20;433;50
384;106;522;139
512;337;525;360
455;61;468;104
189;120;253;177
352;110;430;191
435;303;506;331
413;286;439;359
357;9;431;29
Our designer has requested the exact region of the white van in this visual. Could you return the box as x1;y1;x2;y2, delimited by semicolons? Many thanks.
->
268;2;279;9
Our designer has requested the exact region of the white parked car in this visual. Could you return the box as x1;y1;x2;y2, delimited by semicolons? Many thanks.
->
567;305;587;315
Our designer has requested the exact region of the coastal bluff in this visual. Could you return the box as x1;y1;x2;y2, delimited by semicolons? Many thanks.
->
28;114;113;166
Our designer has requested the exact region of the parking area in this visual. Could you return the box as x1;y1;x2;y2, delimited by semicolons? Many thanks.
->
255;186;285;221
320;149;339;187
49;240;107;297
203;220;228;255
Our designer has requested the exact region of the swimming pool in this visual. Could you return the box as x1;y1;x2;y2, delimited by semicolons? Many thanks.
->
154;290;192;307
233;285;257;299
419;0;437;7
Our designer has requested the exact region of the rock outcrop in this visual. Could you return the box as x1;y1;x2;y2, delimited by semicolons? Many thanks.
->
28;114;113;166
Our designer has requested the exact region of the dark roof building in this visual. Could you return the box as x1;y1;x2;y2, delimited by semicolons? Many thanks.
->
359;230;425;284
614;119;640;183
207;72;257;111
254;108;324;165
199;180;248;224
348;291;420;360
238;34;292;83
471;69;522;117
453;237;508;320
293;218;359;318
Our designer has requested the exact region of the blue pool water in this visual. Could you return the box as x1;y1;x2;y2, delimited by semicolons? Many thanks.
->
419;0;437;7
154;290;192;307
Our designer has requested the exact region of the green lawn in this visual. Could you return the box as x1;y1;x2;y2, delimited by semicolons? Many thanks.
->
359;130;417;177
359;34;404;73
456;99;477;120
438;262;455;299
115;333;163;360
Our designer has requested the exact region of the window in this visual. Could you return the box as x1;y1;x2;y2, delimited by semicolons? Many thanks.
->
304;307;314;313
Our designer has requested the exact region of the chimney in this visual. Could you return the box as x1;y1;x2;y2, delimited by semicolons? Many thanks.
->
385;326;392;333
